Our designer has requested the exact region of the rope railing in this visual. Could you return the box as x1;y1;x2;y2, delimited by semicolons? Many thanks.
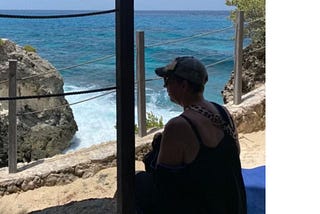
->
206;56;234;68
145;25;234;48
0;54;115;85
199;52;233;61
144;55;234;82
0;86;116;101
0;10;116;19
141;54;234;84
58;54;115;72
21;54;116;81
144;16;264;49
17;89;116;116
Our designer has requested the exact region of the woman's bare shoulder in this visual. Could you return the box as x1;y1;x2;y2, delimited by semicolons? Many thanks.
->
157;115;196;165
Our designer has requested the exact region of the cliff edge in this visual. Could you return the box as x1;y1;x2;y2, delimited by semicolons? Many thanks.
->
0;39;78;167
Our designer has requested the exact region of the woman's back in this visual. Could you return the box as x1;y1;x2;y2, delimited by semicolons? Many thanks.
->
154;102;247;214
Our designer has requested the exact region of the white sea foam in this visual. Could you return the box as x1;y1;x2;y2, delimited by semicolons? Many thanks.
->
63;84;180;152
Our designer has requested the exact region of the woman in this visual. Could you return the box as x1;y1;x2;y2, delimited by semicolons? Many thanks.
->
136;56;247;214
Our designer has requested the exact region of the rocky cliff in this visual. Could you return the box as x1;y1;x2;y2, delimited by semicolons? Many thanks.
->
221;42;265;104
221;41;265;133
0;39;78;167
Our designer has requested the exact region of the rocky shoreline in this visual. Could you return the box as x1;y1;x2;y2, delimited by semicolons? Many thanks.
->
221;42;265;104
0;39;78;167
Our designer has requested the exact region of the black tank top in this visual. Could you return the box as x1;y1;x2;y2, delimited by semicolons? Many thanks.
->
154;102;247;214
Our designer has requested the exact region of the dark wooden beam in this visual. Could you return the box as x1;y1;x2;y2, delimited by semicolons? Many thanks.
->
115;0;135;213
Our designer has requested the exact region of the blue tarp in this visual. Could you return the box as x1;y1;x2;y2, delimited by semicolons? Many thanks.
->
242;166;266;214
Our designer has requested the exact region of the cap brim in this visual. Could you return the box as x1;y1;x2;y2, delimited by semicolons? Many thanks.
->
155;67;168;77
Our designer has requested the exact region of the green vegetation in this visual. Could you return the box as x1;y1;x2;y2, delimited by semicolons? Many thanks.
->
23;45;36;52
145;112;164;130
226;0;265;45
225;0;265;96
114;111;164;133
135;111;164;133
0;39;4;46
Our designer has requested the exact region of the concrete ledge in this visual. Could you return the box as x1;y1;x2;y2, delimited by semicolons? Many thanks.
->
0;130;157;196
226;85;265;133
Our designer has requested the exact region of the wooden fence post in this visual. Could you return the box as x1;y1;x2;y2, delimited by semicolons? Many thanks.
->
136;31;147;137
116;0;135;213
234;11;244;105
8;59;17;173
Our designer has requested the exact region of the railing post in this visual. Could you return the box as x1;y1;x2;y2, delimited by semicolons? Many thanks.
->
136;31;147;137
8;59;17;173
233;11;244;105
116;0;135;213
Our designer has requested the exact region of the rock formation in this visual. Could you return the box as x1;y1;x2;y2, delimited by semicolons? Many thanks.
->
221;42;265;104
226;85;265;133
221;42;265;133
0;39;78;167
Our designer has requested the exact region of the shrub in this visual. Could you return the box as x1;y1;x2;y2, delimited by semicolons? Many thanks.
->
23;45;36;52
115;112;164;134
146;112;164;130
226;0;265;45
135;112;164;133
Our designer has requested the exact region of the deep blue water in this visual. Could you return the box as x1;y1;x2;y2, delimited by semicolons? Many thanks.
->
0;10;244;150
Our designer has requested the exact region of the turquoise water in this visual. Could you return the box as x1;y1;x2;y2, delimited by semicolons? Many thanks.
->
0;10;241;150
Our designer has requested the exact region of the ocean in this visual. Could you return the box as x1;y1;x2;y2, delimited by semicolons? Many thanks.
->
0;10;246;151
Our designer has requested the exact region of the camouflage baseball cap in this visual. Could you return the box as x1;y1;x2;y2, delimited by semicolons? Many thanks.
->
155;56;208;86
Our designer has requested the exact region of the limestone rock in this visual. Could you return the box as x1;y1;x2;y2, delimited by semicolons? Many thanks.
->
0;39;78;167
226;85;265;133
221;42;265;104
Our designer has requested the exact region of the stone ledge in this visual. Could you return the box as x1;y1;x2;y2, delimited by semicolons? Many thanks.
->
0;132;156;196
226;85;265;133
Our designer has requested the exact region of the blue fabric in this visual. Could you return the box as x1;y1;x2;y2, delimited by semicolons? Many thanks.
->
242;166;265;214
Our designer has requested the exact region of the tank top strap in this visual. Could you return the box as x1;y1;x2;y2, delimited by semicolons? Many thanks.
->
180;114;204;146
210;102;238;140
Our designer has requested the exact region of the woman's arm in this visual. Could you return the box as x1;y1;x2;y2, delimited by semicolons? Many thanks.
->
157;116;193;166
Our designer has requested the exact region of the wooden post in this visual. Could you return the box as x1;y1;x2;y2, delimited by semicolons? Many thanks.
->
136;31;147;137
116;0;135;213
233;11;244;105
8;59;17;173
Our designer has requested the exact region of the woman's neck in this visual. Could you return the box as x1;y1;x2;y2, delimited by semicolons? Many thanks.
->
182;94;205;109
